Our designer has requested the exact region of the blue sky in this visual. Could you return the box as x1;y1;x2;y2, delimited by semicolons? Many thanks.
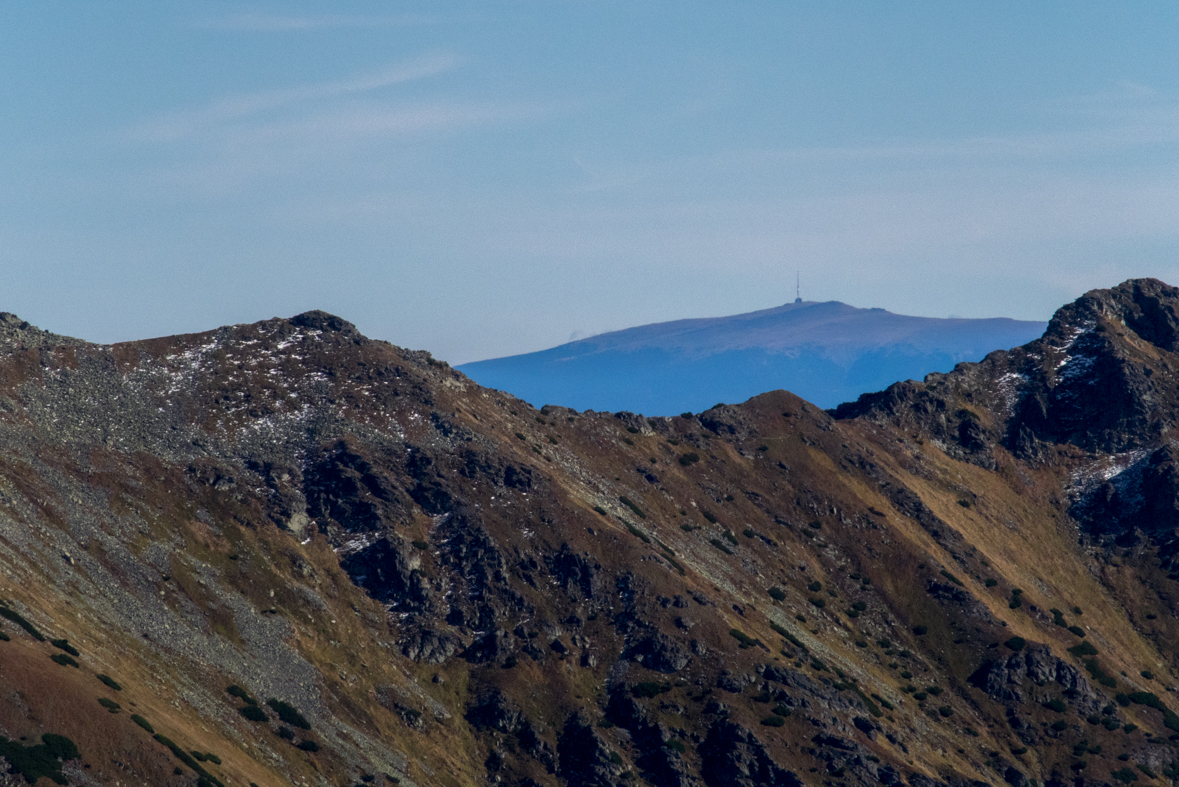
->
2;2;1178;363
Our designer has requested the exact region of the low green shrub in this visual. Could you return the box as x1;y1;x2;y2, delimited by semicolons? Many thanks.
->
619;496;646;519
709;539;733;555
1068;641;1099;657
631;682;671;699
985;578;998;587
0;607;44;640
153;734;224;787
227;685;256;705
98;697;121;713
768;587;787;601
0;733;80;785
50;653;78;668
411;540;429;550
912;626;928;636
1050;720;1069;731
729;629;760;649
98;674;123;691
939;570;963;586
1004;636;1026;652
131;714;154;733
624;523;651;544
1067;625;1086;638
760;716;786;727
50;638;79;656
593;506;608;516
771;625;807;652
1083;659;1117;688
239;705;268;722
678;453;700;466
1044;698;1067;713
772;704;793;717
1125;691;1162;709
296;739;320;752
266;699;311;730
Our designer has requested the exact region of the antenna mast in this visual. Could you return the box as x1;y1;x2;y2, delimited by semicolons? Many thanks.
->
794;271;802;304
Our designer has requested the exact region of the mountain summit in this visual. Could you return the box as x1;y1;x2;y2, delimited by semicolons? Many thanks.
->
459;300;1046;413
1;281;1179;787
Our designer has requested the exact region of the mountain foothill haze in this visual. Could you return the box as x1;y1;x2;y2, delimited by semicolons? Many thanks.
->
0;280;1178;787
458;299;1047;414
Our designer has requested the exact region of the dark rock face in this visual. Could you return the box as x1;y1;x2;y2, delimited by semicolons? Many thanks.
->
970;644;1099;713
606;691;697;787
1071;445;1179;540
504;464;533;490
467;688;555;775
400;626;459;664
558;713;624;787
548;545;602;603
699;719;802;787
436;511;528;631
341;537;432;610
304;440;408;532
625;631;691;673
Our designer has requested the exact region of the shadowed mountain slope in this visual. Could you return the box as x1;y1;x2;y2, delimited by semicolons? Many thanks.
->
458;300;1046;413
0;283;1179;787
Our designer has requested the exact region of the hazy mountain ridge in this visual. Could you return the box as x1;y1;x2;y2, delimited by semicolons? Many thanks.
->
458;301;1046;414
0;282;1177;787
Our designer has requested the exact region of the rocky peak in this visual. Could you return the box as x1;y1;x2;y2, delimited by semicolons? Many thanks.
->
835;279;1179;462
0;311;83;351
288;310;364;341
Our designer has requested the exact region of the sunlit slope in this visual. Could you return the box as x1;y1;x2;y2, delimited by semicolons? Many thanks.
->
0;282;1177;787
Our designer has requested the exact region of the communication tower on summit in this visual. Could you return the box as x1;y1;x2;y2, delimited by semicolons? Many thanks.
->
794;272;802;304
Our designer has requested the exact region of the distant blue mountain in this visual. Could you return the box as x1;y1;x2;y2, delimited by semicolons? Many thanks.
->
458;300;1047;414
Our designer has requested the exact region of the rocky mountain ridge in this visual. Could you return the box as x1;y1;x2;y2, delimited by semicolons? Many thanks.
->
0;281;1175;787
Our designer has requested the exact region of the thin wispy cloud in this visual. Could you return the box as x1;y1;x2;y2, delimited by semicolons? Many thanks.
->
193;13;447;32
564;90;1179;201
131;53;461;141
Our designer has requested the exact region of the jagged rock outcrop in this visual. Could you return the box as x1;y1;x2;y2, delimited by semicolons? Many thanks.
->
699;720;802;787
